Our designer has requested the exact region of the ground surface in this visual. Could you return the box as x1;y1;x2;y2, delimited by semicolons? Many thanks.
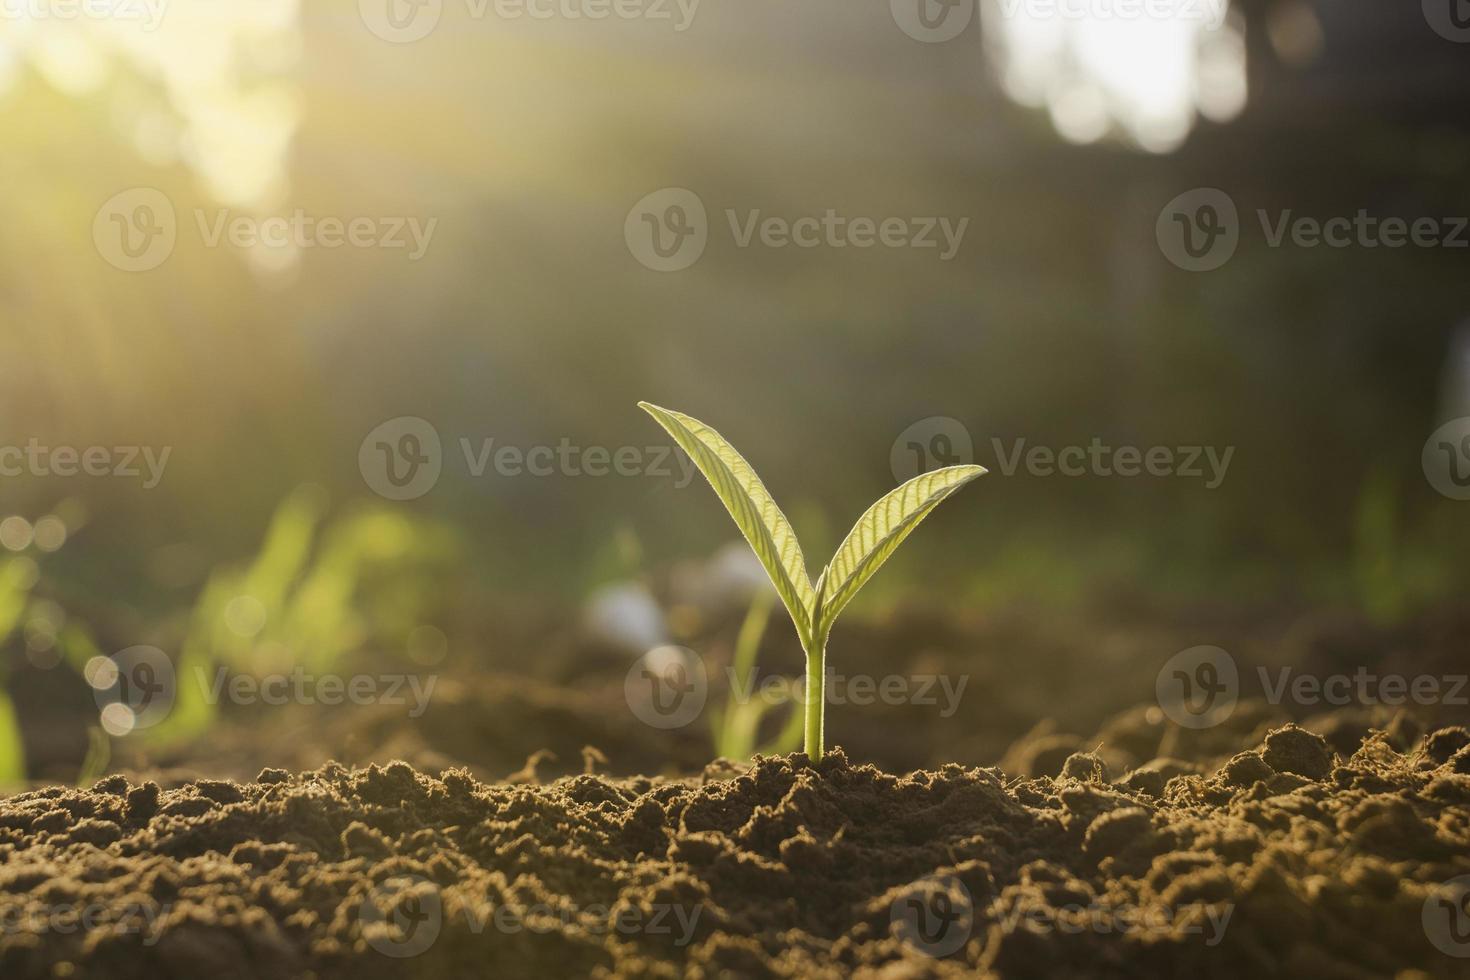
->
46;598;1468;785
3;717;1470;978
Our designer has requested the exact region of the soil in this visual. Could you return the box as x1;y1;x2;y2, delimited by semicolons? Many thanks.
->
45;597;1468;785
3;718;1470;978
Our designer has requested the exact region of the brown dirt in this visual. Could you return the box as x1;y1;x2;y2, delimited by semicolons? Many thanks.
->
4;720;1470;978
75;600;1470;786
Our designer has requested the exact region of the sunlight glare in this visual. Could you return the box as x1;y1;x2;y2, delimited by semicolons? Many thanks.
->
3;0;302;209
984;0;1247;152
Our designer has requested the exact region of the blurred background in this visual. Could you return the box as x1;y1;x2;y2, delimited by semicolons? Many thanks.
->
1;0;1467;785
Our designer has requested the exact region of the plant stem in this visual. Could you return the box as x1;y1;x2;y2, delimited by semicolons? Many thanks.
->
803;638;825;761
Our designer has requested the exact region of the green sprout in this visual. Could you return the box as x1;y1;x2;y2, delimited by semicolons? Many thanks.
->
640;403;985;761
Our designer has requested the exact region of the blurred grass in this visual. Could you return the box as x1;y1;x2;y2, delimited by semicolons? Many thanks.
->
0;487;459;783
0;558;38;785
146;488;456;749
711;588;803;760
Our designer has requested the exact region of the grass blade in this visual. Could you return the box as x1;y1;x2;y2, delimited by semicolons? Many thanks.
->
0;689;24;788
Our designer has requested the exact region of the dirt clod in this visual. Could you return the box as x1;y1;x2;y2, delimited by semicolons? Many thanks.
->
1059;751;1108;783
1261;724;1334;781
1221;751;1276;787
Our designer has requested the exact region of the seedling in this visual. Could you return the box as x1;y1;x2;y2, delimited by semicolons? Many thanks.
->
639;403;984;761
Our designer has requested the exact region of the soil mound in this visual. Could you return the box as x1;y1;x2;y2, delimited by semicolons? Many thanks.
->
2;721;1469;978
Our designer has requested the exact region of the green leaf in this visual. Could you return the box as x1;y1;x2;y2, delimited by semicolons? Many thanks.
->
816;465;986;636
639;403;816;642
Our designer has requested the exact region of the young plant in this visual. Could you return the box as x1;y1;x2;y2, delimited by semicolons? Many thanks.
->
639;402;984;761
